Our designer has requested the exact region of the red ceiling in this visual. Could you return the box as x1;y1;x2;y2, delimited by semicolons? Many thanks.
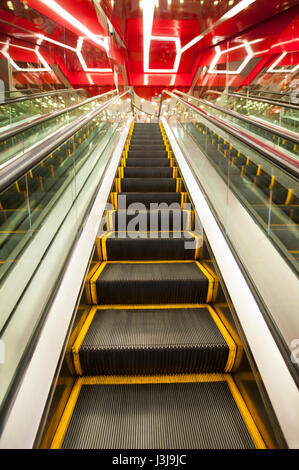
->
0;0;298;96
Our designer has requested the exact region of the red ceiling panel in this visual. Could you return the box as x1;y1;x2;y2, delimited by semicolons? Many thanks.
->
0;0;298;97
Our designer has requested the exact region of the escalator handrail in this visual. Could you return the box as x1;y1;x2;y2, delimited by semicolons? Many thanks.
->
1;88;88;105
0;90;117;143
0;90;130;193
203;89;299;110
172;89;299;145
158;90;299;178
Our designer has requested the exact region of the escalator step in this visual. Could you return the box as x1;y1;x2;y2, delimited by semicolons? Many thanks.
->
105;209;194;231
120;178;176;192
129;144;165;151
54;378;262;449
87;260;214;304
130;136;165;145
73;305;235;375
123;167;173;178
116;192;183;209
125;158;171;167
127;150;168;158
96;231;201;260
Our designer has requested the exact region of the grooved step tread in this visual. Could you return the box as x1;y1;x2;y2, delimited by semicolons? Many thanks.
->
86;261;215;305
124;158;171;167
116;192;183;208
123;167;174;178
105;209;194;231
72;305;235;375
96;231;201;261
53;379;264;449
120;178;176;192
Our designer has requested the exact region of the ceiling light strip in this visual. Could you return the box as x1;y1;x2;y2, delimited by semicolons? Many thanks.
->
39;0;107;50
181;0;257;54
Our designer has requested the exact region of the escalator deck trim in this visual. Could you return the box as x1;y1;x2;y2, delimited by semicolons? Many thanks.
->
50;374;266;449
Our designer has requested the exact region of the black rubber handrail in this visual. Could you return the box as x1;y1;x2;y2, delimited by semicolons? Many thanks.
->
203;89;299;110
0;90;117;143
172;89;299;145
158;90;299;179
1;88;88;105
0;90;129;193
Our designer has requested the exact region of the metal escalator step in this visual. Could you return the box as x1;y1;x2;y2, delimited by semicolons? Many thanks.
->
87;260;215;304
129;144;165;151
54;377;263;449
125;158;171;167
73;305;235;375
127;150;168;158
123;167;173;178
120;178;176;192
116;192;182;208
105;209;194;231
97;231;201;260
130;140;165;147
131;131;162;136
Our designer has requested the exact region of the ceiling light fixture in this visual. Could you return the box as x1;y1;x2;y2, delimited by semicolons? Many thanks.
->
143;0;155;71
1;41;51;72
208;41;255;74
37;34;75;52
76;37;112;72
181;0;256;53
143;1;182;73
222;0;255;20
39;0;107;50
36;33;112;73
268;52;299;73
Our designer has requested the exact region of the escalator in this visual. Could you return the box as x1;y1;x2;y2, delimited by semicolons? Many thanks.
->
0;91;297;449
49;122;265;449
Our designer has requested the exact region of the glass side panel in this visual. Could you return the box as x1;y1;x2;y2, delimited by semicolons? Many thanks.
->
0;91;116;169
164;96;299;372
165;97;299;276
179;94;299;161
204;91;299;135
0;89;88;131
0;92;131;411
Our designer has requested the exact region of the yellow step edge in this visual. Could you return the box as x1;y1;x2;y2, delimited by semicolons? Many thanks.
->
201;262;219;302
50;372;266;449
71;304;236;377
84;263;101;304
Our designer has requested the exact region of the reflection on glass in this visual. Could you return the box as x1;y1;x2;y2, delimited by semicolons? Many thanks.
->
0;91;116;168
184;93;299;161
166;98;299;275
0;93;131;410
0;89;87;131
